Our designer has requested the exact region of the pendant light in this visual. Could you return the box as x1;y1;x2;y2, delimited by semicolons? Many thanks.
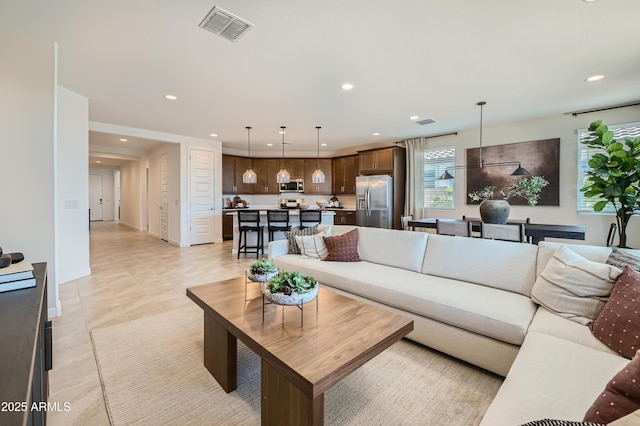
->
276;126;291;183
242;126;257;184
311;126;326;183
439;101;530;179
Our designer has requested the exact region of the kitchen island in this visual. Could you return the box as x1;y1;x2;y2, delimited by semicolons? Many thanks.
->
226;209;335;255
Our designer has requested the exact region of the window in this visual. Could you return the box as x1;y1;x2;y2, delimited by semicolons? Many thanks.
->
577;121;640;213
424;146;455;209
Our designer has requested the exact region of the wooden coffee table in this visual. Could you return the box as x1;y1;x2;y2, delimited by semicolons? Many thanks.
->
187;277;413;425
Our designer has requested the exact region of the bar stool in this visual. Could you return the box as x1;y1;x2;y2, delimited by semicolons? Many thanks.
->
237;210;264;259
300;210;322;229
267;210;291;242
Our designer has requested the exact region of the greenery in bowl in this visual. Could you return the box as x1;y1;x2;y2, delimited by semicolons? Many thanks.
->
250;258;277;275
468;176;549;206
267;271;317;295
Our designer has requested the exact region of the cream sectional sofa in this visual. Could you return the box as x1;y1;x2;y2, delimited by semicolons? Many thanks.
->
268;225;640;425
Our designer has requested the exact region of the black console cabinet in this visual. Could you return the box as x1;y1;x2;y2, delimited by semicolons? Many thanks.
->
0;263;51;426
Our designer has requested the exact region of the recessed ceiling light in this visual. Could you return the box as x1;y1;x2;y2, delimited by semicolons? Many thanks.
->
341;83;354;91
210;133;218;137
409;115;420;120
267;143;273;147
164;94;177;100
373;132;380;136
321;143;327;147
96;160;101;163
278;130;286;135
582;0;597;2
119;138;128;142
585;75;605;82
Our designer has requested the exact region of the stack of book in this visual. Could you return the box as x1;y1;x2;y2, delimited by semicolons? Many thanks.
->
0;261;35;293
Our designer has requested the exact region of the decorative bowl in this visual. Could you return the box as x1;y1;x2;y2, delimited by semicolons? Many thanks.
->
315;200;329;208
248;271;278;283
262;283;319;305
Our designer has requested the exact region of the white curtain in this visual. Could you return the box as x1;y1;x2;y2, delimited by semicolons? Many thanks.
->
404;137;427;219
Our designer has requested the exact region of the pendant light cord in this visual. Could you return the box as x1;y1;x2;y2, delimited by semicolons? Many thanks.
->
246;126;252;168
281;126;286;169
316;126;321;169
478;101;485;168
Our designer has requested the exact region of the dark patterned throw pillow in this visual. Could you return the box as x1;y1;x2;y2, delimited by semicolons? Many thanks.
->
607;247;640;272
323;229;360;262
285;225;319;254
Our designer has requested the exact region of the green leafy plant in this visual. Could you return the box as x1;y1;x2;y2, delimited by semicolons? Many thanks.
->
468;176;549;206
580;120;640;248
249;258;277;275
267;270;317;295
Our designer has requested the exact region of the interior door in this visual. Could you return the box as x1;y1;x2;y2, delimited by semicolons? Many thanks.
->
89;174;103;221
190;148;215;245
160;153;169;241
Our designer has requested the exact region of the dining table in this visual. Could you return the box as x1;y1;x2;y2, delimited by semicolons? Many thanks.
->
407;218;586;245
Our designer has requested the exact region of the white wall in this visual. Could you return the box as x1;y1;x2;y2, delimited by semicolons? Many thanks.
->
422;105;640;248
88;168;116;221
56;86;90;287
119;160;146;231
0;30;57;315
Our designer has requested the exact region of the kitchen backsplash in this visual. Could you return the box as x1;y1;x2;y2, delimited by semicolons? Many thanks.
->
223;193;356;209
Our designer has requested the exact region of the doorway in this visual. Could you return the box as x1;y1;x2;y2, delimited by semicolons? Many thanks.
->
89;174;103;221
189;148;215;245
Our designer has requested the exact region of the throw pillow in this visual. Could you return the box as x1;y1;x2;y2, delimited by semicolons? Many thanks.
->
588;266;640;359
531;245;621;325
285;225;318;254
607;247;640;272
583;349;640;424
323;229;360;262
295;231;328;259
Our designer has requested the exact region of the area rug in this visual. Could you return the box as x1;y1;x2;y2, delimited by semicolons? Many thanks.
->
91;306;502;425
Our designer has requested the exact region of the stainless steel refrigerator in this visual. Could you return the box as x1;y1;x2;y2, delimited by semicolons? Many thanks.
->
356;175;393;228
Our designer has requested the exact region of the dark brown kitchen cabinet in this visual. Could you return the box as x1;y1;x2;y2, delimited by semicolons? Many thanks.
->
358;147;395;174
253;158;282;194
304;158;333;194
334;210;356;225
284;159;306;180
332;155;358;194
222;155;254;194
222;211;234;240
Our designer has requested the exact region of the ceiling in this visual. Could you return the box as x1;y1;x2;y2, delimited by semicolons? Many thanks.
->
2;0;640;164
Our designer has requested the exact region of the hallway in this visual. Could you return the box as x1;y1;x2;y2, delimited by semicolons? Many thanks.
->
49;221;253;425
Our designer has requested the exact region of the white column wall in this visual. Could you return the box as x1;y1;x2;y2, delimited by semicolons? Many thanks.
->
56;86;90;288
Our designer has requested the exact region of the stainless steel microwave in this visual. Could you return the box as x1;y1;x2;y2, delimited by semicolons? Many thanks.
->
279;179;304;193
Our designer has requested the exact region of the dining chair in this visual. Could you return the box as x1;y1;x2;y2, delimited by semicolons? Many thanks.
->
300;210;322;229
237;210;264;259
481;222;526;243
401;214;413;230
436;219;472;237
606;223;617;247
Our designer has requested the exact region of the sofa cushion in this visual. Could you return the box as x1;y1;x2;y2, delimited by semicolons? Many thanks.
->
357;226;428;273
528;306;617;356
583;349;640;424
589;266;640;359
607;247;640;272
295;231;328;259
285;225;319;254
421;234;538;295
323;229;360;262
272;255;536;345
531;245;620;325
479;332;629;426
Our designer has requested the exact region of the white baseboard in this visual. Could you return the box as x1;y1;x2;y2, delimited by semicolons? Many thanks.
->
120;222;146;232
48;299;61;319
58;268;91;284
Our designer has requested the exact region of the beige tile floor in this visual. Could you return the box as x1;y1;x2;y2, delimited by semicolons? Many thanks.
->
48;221;254;425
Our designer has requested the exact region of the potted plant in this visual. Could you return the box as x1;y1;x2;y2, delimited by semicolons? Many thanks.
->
468;176;549;224
248;258;278;282
580;120;640;248
264;270;319;305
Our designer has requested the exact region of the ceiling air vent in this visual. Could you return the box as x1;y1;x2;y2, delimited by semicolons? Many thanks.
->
416;118;436;126
199;6;253;42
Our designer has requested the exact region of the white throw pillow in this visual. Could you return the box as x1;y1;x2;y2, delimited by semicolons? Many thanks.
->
295;231;328;259
531;245;621;325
